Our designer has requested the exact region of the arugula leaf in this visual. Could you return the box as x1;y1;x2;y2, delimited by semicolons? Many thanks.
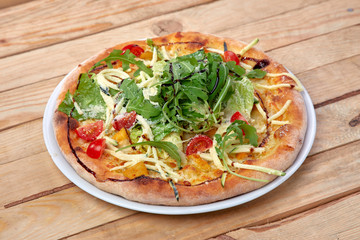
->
58;91;74;116
117;141;182;169
119;79;161;119
91;49;153;77
246;69;267;79
226;61;246;76
152;122;179;141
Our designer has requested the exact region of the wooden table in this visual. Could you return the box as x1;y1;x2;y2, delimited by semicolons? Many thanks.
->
1;0;359;239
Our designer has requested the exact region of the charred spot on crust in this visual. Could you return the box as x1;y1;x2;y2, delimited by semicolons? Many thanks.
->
274;124;291;139
54;112;68;125
74;146;84;152
175;32;183;38
69;118;79;130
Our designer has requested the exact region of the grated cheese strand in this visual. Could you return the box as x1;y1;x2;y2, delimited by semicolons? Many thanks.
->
255;103;267;120
266;72;304;91
268;100;292;122
271;120;290;125
255;83;292;90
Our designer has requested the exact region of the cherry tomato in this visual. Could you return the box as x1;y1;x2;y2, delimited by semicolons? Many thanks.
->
186;135;213;156
87;138;106;159
224;51;240;65
230;111;249;136
75;121;103;141
121;44;144;57
230;111;249;124
112;111;137;131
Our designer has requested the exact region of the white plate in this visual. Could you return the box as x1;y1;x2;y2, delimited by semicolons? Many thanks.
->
43;69;316;215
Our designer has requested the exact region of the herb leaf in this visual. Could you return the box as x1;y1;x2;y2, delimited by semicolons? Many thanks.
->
246;69;267;79
58;91;74;116
91;49;153;77
117;141;182;169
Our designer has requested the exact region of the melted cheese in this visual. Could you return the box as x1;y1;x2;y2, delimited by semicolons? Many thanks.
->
268;100;292;122
206;47;224;55
266;72;304;91
255;83;292;90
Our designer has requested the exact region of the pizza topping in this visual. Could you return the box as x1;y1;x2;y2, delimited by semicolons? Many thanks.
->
268;100;292;122
59;36;301;190
121;44;144;57
87;138;106;159
186;135;213;156
112;111;137;130
75;120;104;141
230;111;249;123
224;51;240;65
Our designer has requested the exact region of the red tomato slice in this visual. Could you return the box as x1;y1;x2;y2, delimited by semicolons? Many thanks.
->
186;135;213;156
75;120;103;141
121;44;144;57
224;51;240;65
87;139;106;159
230;111;249;124
112;111;137;131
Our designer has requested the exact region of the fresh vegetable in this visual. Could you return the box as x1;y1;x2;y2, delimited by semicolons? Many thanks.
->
122;162;149;179
90;49;153;77
224;51;240;65
121;44;144;57
87;138;106;159
75;120;103;141
230;111;248;124
112;111;137;130
118;141;181;169
186;135;213;156
58;74;107;121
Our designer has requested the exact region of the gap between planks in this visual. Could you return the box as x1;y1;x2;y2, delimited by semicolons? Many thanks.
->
214;190;360;240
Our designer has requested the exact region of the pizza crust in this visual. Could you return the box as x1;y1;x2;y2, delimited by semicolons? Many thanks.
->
53;32;307;206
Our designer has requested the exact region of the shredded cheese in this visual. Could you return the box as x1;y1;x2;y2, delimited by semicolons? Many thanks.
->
73;101;83;115
268;100;292;122
255;83;292;90
206;47;224;55
271;120;290;125
227;145;265;154
255;103;267;120
266;72;304;91
160;46;170;60
150;47;158;66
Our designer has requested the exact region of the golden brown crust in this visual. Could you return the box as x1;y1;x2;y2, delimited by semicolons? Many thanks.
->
53;32;307;206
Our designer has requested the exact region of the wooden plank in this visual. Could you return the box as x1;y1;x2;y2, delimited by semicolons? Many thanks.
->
0;0;330;92
59;139;360;240
0;187;135;240
267;25;360;75
0;151;71;208
0;0;214;58
309;93;360;155
0;118;45;164
0;0;33;9
0;76;60;131
224;192;360;240
218;0;360;52
297;55;360;106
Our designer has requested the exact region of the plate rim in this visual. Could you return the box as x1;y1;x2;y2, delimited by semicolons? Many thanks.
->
43;68;316;215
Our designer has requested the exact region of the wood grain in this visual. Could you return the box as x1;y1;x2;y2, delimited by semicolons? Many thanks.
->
0;0;214;58
297;54;360;106
224;192;360;240
0;187;135;240
218;0;360;52
0;118;44;164
0;0;330;92
61;139;360;240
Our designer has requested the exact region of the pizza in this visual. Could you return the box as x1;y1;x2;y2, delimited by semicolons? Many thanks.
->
53;32;307;206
